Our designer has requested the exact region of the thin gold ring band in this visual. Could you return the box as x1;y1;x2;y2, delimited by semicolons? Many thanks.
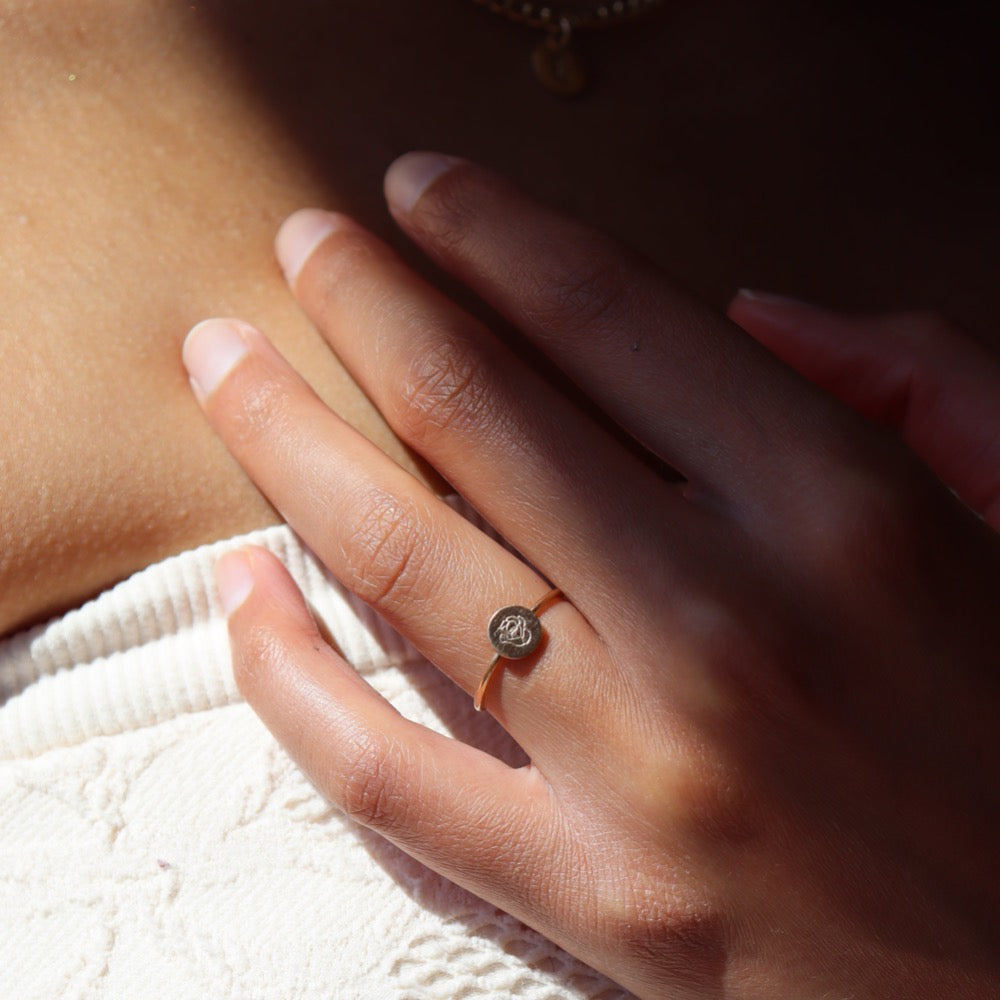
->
474;588;562;711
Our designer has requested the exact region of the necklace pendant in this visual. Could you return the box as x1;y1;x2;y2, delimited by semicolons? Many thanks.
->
531;36;587;97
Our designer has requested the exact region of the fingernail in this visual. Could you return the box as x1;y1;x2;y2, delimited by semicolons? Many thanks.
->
384;151;462;216
183;318;251;397
275;208;342;286
215;550;255;615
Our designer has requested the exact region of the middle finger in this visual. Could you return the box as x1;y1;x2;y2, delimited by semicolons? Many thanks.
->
272;210;714;624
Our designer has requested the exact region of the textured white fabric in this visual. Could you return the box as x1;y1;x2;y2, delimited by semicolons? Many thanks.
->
0;518;629;999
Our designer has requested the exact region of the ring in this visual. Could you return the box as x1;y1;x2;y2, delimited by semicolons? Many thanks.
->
473;588;562;711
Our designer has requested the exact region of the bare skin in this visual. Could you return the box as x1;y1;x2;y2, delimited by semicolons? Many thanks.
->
184;156;1000;997
3;2;998;995
1;0;998;633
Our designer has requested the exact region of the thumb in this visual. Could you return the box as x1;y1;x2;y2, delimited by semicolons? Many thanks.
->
728;291;1000;529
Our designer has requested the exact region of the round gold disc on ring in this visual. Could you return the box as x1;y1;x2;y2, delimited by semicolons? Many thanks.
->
474;588;562;711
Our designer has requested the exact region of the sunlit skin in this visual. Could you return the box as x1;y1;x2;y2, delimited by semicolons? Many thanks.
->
3;1;999;995
1;0;997;633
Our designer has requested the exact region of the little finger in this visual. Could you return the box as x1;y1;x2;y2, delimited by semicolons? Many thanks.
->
215;546;568;930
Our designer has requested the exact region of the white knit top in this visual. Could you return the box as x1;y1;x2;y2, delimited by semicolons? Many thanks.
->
0;517;629;999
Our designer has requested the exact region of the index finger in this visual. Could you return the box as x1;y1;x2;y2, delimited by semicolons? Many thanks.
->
383;153;873;515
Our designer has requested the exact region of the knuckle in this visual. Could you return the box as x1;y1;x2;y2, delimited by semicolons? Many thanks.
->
672;581;779;702
600;877;725;990
805;462;927;576
668;753;758;849
339;733;409;832
394;338;506;448
623;722;760;849
343;490;430;611
525;237;632;337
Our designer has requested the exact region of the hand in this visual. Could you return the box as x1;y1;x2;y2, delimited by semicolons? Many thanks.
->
182;154;1000;999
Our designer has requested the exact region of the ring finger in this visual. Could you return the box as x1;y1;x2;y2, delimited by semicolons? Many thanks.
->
182;317;608;748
